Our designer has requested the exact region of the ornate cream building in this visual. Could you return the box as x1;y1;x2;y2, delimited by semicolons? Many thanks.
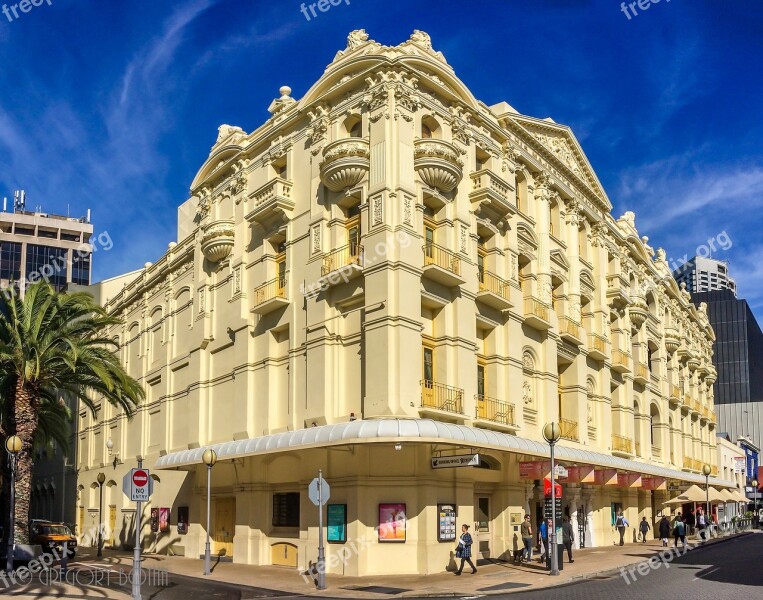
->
76;30;734;576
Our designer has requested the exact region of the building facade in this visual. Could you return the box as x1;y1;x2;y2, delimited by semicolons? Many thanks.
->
76;31;733;575
691;290;763;454
673;256;737;296
1;195;93;527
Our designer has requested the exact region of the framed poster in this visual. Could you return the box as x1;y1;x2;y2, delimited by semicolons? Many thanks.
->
510;512;522;525
437;504;457;543
378;503;406;542
327;504;347;543
159;508;170;533
177;506;189;535
150;508;159;533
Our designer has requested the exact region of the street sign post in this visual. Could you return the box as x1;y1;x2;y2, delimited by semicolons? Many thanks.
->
309;471;329;590
122;462;153;600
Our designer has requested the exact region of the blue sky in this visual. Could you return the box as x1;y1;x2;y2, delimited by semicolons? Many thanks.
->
1;0;761;318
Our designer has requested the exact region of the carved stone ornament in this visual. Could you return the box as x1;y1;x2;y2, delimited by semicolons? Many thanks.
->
403;195;413;225
216;124;245;144
200;220;235;263
523;380;533;405
413;139;463;192
319;138;370;192
347;29;369;49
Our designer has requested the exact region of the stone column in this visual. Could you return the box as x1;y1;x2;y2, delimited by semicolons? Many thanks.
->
533;172;553;307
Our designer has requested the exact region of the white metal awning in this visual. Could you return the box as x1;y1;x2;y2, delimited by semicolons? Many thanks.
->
154;418;735;488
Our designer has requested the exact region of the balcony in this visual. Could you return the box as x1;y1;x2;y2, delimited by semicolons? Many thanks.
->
319;138;370;192
251;275;288;315
669;384;682;407
588;332;609;360
700;406;710;423
611;349;631;373
200;219;235;263
414;139;463;193
664;327;681;354
652;445;662;460
612;434;633;457
683;457;701;472
318;243;364;285
474;395;517;431
711;465;718;476
634;362;649;385
606;273;630;308
523;297;551;330
245;177;295;225
476;269;512;311
421;380;464;416
468;169;515;217
558;316;583;346
559;418;579;442
422;243;465;286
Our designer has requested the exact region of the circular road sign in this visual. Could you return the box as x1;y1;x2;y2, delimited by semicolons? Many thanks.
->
133;469;149;487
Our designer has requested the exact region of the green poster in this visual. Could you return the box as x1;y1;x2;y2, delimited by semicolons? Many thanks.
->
327;504;347;543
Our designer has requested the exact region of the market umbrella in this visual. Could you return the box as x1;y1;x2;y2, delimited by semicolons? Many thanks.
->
662;484;707;504
707;486;725;503
720;488;735;503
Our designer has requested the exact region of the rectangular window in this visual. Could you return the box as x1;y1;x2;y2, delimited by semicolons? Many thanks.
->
0;241;22;281
272;492;300;527
477;364;485;398
71;252;91;286
423;346;434;383
26;244;68;291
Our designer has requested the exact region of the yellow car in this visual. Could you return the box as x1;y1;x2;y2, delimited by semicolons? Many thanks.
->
29;521;77;558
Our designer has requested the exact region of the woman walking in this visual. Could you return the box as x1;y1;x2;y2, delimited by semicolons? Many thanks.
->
659;515;671;547
454;524;477;575
639;517;651;543
673;513;686;548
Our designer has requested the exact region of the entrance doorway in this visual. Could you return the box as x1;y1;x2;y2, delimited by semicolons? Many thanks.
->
474;496;492;560
213;498;236;557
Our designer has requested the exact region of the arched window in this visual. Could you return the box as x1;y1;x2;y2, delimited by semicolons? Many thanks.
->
421;115;441;139
150;308;163;363
343;115;362;138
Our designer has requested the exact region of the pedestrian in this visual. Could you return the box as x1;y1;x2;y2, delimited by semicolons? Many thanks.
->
454;524;477;575
561;516;575;563
639;517;650;543
685;508;695;536
659;515;671;547
672;513;686;548
520;515;533;562
615;510;629;546
696;508;707;541
538;518;549;563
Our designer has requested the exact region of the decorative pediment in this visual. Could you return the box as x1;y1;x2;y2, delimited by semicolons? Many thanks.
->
550;249;570;271
506;116;611;211
516;222;538;248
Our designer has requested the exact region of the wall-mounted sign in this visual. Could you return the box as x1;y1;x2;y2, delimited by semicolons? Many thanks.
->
327;504;347;544
378;503;406;542
437;504;457;542
177;506;189;535
159;507;170;533
150;508;159;533
431;454;480;469
734;457;746;474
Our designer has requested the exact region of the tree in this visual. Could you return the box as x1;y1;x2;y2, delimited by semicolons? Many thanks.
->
0;283;143;544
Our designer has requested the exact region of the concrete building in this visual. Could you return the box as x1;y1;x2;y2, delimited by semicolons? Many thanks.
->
673;256;737;296
76;30;734;575
690;289;763;455
0;192;93;527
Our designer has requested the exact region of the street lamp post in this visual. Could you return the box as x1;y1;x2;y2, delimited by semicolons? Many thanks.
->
96;473;106;557
202;449;217;576
753;479;759;529
702;464;711;539
5;435;22;574
542;422;562;577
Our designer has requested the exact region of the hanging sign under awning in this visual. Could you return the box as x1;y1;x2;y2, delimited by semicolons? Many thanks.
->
431;454;481;469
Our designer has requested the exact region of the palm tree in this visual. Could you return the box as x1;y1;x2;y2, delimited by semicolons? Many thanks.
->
0;282;143;544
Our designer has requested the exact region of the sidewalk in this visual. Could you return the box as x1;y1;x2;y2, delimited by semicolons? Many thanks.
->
69;529;755;598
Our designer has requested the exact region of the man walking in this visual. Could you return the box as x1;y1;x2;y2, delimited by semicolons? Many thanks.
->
639;517;651;543
615;510;629;546
520;515;533;562
685;508;696;537
659;514;671;547
538;518;550;563
561;516;575;563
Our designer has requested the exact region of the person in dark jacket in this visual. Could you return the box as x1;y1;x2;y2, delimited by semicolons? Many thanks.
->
454;524;477;575
561;516;575;563
658;515;671;546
